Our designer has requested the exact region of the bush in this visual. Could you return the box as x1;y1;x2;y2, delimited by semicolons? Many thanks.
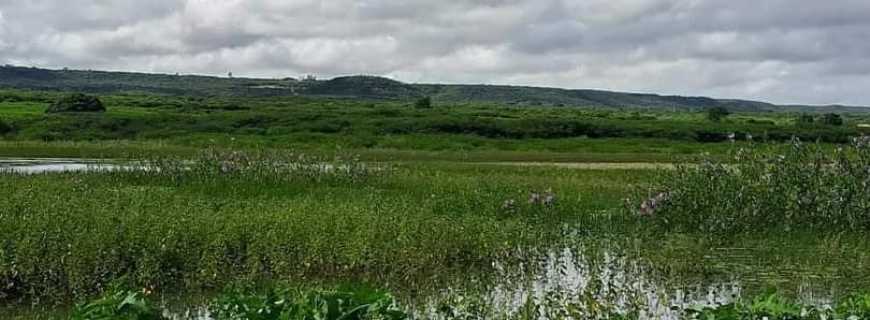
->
706;106;731;122
414;96;432;109
46;93;106;113
822;113;844;126
797;113;815;125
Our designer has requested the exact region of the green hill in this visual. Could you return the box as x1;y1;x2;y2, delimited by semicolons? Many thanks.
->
0;65;866;112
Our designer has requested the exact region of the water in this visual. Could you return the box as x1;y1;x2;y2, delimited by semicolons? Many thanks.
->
0;158;123;174
157;238;856;319
412;247;742;320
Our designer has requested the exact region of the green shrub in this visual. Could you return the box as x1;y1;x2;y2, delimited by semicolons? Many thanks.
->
706;106;731;122
797;113;815;125
414;96;432;109
822;113;844;126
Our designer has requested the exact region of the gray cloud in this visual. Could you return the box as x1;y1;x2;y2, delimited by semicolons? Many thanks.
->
0;0;868;105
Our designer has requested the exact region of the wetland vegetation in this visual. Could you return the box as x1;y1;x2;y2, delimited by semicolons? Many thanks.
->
2;85;870;319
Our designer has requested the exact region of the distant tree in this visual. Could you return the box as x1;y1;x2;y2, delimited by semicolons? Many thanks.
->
414;96;432;109
821;113;844;126
797;113;815;125
46;93;105;113
706;106;731;122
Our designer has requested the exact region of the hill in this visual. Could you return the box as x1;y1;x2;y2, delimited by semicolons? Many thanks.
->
0;65;866;112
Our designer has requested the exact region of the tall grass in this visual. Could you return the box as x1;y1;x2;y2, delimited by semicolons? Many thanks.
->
640;137;870;233
0;151;637;304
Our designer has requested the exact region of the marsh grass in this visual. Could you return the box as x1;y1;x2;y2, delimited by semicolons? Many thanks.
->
0;150;640;305
639;138;870;233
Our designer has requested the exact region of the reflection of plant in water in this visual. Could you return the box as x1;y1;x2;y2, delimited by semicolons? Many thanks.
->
416;247;741;320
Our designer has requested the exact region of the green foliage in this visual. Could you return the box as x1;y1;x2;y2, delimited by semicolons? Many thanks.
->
414;96;432;109
0;150;629;303
797;113;815;125
706;106;731;122
210;287;407;320
0;89;864;148
46;93;105;113
822;113;844;126
68;285;407;320
643;139;870;233
72;289;166;320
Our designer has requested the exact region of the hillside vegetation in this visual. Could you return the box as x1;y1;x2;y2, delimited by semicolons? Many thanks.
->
2;65;867;112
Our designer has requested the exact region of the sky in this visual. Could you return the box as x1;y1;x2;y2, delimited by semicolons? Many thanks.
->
0;0;869;105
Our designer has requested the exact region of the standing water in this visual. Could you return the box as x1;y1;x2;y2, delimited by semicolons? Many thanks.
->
0;158;123;174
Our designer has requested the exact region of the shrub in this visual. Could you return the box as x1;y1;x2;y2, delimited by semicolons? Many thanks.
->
414;96;432;109
46;93;106;113
822;113;844;126
706;106;731;122
797;113;815;125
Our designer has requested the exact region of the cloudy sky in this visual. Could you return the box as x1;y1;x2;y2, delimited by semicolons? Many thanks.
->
0;0;868;105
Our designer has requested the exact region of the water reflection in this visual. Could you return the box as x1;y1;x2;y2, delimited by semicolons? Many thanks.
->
0;158;122;174
414;247;741;319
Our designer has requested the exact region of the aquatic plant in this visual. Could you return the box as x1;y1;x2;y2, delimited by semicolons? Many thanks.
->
210;287;407;320
71;288;165;320
641;138;870;233
1;153;613;303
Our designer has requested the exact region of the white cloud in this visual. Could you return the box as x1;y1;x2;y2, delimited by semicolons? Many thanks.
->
0;0;868;105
